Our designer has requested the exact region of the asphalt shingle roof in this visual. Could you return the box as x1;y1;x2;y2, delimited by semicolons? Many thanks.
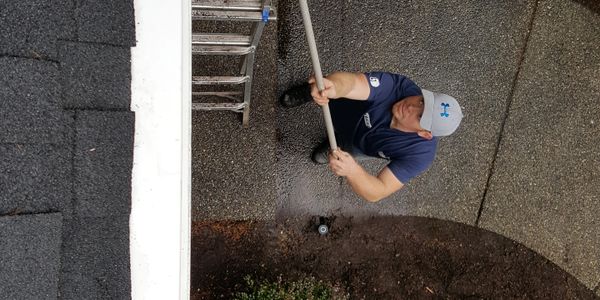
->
0;213;63;300
0;1;75;60
0;144;73;217
0;57;72;144
59;41;132;109
74;0;136;47
0;1;136;299
59;215;130;299
74;111;134;217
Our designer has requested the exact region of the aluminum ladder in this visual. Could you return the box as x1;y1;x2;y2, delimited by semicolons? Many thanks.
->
192;0;276;127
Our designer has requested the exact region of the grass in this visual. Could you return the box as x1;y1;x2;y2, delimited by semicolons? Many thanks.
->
234;275;337;300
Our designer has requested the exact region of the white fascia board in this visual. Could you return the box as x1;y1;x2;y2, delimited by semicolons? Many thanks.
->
130;0;191;299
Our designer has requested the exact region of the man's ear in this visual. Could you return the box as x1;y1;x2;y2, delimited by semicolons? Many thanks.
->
417;130;433;140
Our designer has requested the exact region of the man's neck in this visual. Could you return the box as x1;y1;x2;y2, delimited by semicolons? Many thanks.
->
390;117;410;133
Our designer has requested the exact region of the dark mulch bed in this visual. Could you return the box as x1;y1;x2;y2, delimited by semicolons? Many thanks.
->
191;216;598;299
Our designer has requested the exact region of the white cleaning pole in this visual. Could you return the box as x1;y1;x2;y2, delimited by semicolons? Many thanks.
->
299;0;338;151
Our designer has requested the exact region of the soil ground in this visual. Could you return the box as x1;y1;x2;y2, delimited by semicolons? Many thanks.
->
191;216;598;299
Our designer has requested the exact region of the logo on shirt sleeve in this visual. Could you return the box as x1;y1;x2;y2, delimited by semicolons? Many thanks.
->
369;76;380;87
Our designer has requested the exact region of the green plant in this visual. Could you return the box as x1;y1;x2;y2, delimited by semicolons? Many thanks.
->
234;275;333;300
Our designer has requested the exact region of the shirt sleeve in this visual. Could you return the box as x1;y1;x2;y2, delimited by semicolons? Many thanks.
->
365;72;421;105
365;72;401;102
386;155;434;184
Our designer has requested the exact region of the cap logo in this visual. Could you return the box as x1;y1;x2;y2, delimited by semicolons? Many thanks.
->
440;103;450;117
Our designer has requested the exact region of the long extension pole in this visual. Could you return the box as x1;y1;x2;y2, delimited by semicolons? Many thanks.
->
298;0;338;151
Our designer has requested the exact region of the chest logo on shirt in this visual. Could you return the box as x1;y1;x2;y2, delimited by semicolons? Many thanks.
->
369;76;380;87
363;113;372;128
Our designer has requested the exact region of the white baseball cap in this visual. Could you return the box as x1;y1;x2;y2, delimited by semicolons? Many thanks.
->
420;89;463;137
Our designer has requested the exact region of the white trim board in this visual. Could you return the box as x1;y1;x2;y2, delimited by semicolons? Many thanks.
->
130;0;191;299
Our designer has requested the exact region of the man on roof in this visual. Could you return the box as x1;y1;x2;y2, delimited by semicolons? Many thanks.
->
280;71;463;202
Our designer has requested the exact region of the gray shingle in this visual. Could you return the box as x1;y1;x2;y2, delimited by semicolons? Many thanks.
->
0;213;63;300
0;57;73;144
74;110;134;217
74;0;136;46
59;41;131;109
0;0;75;60
0;144;73;217
59;215;130;300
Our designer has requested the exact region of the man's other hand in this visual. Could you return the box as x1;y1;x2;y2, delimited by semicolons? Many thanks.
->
328;149;359;177
308;76;336;106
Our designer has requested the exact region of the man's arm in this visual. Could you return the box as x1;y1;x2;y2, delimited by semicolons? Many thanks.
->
310;72;370;105
329;150;404;202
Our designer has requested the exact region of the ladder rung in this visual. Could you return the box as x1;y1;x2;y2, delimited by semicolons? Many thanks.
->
192;34;251;46
192;45;255;55
192;76;250;85
192;91;242;101
192;9;276;21
192;91;243;96
192;0;263;11
192;102;246;112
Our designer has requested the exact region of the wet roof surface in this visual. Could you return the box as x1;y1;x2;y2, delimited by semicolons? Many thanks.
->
0;1;135;298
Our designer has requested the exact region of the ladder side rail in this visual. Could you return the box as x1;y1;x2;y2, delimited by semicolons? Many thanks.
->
240;7;267;126
242;50;257;126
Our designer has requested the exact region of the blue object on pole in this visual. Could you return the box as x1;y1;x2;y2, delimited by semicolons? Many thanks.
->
262;8;269;22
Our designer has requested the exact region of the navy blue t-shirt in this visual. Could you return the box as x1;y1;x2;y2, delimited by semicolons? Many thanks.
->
335;72;438;184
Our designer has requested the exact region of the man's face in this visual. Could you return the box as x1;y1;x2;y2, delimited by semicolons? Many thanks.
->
392;95;427;133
